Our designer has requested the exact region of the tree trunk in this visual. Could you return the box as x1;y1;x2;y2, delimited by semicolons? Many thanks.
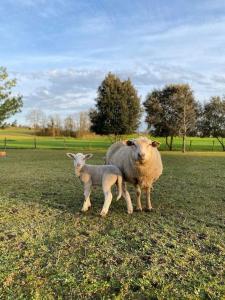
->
182;134;186;153
182;95;187;153
169;136;173;151
165;136;174;151
217;137;225;151
165;136;169;149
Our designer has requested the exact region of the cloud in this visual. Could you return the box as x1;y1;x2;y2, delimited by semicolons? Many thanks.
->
2;0;225;126
15;62;223;121
16;69;106;116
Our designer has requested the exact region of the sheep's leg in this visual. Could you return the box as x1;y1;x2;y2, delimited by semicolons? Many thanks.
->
145;186;153;211
81;182;92;212
135;185;142;211
100;190;113;217
122;182;133;214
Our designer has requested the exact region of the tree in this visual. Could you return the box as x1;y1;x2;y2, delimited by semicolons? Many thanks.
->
144;84;198;151
89;73;142;138
78;111;90;135
64;115;76;137
200;96;225;151
0;67;23;127
26;109;46;134
47;114;62;137
171;85;199;152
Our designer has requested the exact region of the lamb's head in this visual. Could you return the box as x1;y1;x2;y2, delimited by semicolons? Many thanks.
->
126;137;160;164
66;153;93;175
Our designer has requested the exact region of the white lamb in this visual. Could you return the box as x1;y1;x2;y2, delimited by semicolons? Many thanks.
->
66;152;125;216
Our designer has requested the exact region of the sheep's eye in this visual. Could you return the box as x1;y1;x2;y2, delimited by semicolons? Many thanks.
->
127;140;136;146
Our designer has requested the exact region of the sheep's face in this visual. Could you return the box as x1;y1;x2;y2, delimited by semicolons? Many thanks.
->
66;153;93;174
126;138;160;164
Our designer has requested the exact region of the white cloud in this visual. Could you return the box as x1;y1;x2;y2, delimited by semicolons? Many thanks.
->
14;62;225;123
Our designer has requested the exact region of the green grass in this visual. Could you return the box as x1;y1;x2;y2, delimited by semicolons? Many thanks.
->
0;127;224;151
0;150;225;299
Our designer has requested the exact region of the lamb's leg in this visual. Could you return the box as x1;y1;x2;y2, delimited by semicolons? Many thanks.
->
135;185;142;211
122;182;133;214
145;186;153;211
100;190;113;217
81;182;92;212
100;175;116;216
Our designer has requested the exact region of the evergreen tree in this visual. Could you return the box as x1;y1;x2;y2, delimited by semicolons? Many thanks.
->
89;73;141;136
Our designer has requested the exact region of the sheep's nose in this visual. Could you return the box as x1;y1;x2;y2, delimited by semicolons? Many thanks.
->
77;163;81;168
138;153;145;160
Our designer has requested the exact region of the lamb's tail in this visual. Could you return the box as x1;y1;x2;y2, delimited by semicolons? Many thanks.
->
116;175;123;201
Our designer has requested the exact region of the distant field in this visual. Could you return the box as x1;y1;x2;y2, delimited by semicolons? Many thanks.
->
0;127;223;151
0;150;224;299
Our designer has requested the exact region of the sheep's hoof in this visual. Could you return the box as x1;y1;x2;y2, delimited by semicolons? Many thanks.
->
145;207;154;212
135;207;143;212
127;209;133;214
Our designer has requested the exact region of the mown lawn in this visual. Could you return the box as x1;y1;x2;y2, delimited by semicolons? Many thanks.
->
0;150;225;299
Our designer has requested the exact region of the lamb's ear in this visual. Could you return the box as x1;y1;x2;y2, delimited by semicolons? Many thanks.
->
84;154;93;160
66;153;76;159
151;141;160;148
126;140;135;146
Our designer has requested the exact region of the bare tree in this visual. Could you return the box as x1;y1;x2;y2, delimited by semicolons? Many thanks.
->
64;115;77;136
26;109;46;134
78;111;90;135
47;114;62;137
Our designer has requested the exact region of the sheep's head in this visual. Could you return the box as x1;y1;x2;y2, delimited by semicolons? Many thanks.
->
126;137;160;164
66;153;93;175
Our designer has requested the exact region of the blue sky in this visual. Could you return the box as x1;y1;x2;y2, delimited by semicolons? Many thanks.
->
1;0;225;125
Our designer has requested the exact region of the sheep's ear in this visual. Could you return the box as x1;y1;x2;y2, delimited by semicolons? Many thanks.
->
151;141;160;148
126;140;135;146
84;154;93;160
66;153;76;159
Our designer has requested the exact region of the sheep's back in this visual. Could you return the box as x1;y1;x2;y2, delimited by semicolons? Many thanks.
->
106;144;138;184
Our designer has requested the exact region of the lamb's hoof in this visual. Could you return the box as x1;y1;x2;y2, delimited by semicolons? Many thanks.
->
81;207;89;212
100;211;107;217
145;207;154;212
127;209;133;215
81;204;91;212
135;208;143;212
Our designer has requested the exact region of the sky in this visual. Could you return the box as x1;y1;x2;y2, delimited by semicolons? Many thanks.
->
1;0;225;126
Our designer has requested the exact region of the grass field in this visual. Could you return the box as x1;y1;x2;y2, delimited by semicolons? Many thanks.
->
0;127;224;152
0;149;225;299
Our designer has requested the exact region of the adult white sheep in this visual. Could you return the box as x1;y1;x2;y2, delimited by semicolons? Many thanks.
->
105;137;163;212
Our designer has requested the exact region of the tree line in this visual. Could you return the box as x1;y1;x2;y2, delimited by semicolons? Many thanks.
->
90;73;225;151
0;68;225;151
26;110;91;137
